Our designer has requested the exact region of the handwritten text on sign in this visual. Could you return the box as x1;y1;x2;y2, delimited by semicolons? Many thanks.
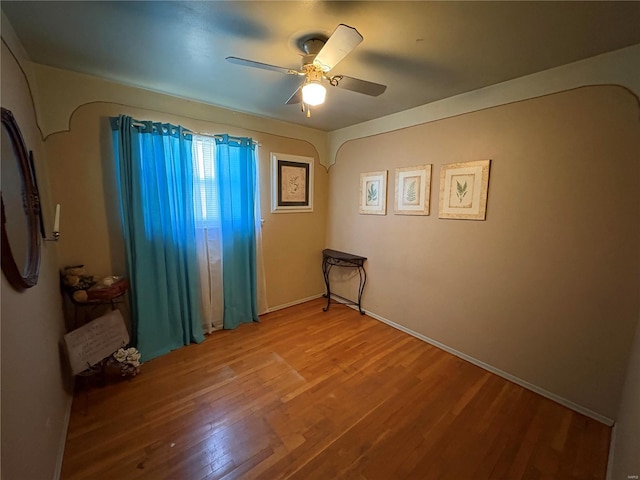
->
64;309;129;375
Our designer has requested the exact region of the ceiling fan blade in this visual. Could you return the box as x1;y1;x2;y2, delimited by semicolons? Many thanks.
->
330;75;387;97
285;86;302;105
313;24;363;72
226;57;300;76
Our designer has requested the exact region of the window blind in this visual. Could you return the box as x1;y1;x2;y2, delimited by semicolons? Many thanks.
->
192;135;220;228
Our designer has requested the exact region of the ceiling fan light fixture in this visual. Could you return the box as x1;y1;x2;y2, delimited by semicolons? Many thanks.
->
302;80;326;106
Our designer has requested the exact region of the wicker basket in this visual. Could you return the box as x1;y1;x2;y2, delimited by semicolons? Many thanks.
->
86;279;129;301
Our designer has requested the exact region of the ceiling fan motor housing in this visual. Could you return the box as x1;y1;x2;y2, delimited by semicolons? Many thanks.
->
303;65;324;82
302;38;325;67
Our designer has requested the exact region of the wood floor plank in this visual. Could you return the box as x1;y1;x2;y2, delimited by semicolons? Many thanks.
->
60;298;611;479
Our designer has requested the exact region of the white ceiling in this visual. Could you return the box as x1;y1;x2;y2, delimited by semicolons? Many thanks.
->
3;1;640;132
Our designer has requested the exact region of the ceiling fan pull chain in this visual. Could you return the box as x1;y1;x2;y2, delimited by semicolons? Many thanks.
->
301;102;311;117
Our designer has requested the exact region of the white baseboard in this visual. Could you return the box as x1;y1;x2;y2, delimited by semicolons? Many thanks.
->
54;392;74;480
267;293;324;313
337;301;615;427
606;423;617;480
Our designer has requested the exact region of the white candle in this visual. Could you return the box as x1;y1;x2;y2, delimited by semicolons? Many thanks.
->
53;204;60;233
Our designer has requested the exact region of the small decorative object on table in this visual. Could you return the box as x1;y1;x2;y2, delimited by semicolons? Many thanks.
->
61;265;96;303
61;267;129;330
61;266;128;304
103;346;142;378
86;276;129;302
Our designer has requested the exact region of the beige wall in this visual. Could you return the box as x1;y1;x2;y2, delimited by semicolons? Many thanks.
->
611;313;640;478
1;41;72;479
327;86;640;421
44;101;328;311
328;44;640;167
30;62;331;168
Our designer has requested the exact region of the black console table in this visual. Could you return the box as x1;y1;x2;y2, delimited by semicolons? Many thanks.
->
322;249;367;315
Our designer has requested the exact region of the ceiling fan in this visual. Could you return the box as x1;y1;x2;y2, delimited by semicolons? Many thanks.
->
226;24;386;116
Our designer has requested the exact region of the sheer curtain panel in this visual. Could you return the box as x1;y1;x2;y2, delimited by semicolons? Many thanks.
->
192;136;224;333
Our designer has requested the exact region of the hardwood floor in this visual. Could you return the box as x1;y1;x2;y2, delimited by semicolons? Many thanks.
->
61;298;611;479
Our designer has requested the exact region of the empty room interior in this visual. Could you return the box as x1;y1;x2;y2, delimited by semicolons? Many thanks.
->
1;2;639;479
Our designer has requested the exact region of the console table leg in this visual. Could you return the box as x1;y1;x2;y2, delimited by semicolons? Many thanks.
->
357;266;367;315
322;260;332;312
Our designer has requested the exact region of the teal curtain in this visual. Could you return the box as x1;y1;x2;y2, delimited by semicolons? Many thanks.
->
215;134;259;329
111;115;204;361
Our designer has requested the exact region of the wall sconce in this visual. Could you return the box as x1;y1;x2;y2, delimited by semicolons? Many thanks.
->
44;203;60;241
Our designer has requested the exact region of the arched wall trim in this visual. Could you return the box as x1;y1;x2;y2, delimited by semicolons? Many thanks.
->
3;28;638;171
328;43;640;169
331;84;640;169
0;37;45;139
46;101;325;172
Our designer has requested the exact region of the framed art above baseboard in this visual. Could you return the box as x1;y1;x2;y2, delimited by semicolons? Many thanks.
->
394;164;432;216
438;159;491;220
359;170;388;215
270;152;314;213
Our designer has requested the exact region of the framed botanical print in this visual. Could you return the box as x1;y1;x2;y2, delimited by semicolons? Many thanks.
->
438;159;491;220
270;152;314;213
359;170;387;215
394;165;432;215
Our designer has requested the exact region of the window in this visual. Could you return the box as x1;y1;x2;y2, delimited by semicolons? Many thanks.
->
192;135;220;228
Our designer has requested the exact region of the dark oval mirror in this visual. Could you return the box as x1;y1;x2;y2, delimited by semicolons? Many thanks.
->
1;107;41;290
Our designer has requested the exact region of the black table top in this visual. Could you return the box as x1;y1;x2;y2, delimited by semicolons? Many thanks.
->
322;248;367;262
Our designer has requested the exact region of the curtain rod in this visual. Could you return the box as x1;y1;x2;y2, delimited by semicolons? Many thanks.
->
130;121;261;146
195;131;261;147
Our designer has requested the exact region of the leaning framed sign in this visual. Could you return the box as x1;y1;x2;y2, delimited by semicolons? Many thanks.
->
270;152;314;213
